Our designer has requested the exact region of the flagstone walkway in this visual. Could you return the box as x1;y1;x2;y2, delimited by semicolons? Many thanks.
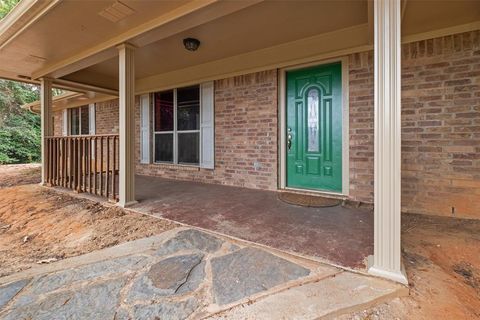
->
0;227;405;319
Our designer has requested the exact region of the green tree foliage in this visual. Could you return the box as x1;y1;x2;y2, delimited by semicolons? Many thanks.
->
0;80;41;164
0;0;21;19
0;0;41;164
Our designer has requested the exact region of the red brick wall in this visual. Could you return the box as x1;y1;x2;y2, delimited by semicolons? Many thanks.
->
95;100;119;135
348;30;480;219
136;70;278;191
349;52;375;203
401;31;480;218
53;111;63;136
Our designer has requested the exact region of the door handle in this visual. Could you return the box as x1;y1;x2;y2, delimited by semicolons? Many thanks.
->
287;129;292;151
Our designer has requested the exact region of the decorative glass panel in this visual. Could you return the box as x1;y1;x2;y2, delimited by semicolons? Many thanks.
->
178;132;199;164
154;90;174;132
70;108;80;135
177;85;200;131
307;89;319;152
154;133;173;162
80;106;89;135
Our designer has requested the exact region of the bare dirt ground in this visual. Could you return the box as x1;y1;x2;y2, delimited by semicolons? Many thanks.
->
0;163;41;188
0;164;178;278
342;214;480;320
1;165;479;319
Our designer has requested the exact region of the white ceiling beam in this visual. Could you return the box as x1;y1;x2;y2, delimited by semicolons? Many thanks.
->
52;78;118;96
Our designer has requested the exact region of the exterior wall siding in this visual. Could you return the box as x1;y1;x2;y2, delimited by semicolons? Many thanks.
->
51;30;480;219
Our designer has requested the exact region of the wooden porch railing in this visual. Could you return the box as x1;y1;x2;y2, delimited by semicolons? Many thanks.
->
44;134;119;201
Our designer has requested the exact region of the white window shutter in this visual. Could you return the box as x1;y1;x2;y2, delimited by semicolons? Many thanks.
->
88;104;96;135
62;109;68;136
200;81;215;169
140;94;151;164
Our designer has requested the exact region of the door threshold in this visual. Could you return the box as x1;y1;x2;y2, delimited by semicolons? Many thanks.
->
281;187;347;199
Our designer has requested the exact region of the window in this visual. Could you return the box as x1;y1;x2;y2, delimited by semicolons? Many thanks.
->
154;85;200;165
69;105;90;135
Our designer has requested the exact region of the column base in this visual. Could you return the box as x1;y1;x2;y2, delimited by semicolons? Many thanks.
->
117;200;138;208
367;255;409;285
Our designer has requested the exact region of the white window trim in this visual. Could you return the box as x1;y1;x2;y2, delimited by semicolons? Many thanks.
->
140;94;151;164
62;109;68;136
153;87;201;166
68;105;93;136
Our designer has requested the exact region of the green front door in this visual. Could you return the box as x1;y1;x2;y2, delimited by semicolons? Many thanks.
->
286;62;343;192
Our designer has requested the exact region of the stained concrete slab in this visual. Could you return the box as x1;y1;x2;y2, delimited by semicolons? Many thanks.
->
208;272;407;319
211;247;311;305
133;175;373;269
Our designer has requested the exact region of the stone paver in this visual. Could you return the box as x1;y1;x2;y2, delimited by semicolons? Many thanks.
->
209;272;407;320
126;253;204;302
29;255;148;295
154;229;224;256
0;279;30;310
131;297;200;320
0;228;402;319
3;278;126;320
211;247;310;305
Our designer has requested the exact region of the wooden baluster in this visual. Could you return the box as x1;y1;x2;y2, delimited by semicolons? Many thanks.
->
80;137;83;192
54;138;57;186
62;138;65;187
100;137;104;196
48;138;53;186
68;138;72;189
83;137;87;192
72;138;76;191
73;138;80;191
81;137;85;192
48;139;52;185
69;138;73;189
94;137;98;195
112;136;117;201
88;137;92;194
55;138;59;186
106;136;111;198
50;138;54;185
46;139;50;185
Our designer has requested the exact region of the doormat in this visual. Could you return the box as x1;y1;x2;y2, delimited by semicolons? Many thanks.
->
278;192;342;208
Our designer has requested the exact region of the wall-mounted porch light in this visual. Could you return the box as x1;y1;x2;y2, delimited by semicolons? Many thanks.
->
183;38;200;51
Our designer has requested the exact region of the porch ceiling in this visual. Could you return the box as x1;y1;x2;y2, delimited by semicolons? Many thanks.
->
0;0;479;94
65;0;368;86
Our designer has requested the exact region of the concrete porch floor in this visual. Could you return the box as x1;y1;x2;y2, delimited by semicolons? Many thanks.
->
132;175;374;270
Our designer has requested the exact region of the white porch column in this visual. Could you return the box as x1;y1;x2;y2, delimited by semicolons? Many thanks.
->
40;78;53;185
368;0;408;284
117;43;136;207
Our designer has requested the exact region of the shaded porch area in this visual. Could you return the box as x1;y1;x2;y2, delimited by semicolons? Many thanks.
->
132;175;373;270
